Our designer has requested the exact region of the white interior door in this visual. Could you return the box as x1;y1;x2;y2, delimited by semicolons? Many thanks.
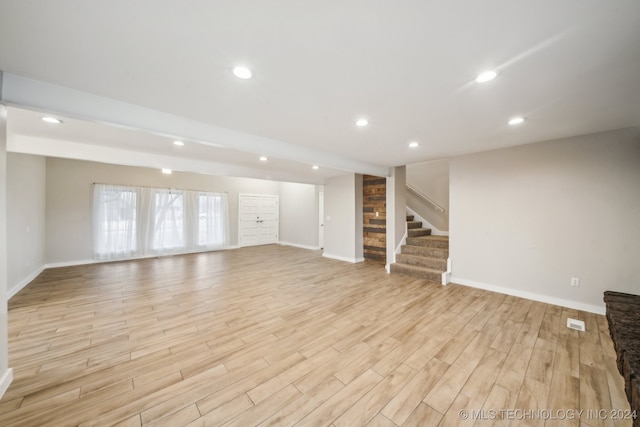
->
239;194;279;247
239;195;259;247
256;195;278;244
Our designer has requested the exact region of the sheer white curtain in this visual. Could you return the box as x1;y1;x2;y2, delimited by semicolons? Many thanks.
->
93;184;229;260
151;190;185;253
196;192;230;250
93;184;139;260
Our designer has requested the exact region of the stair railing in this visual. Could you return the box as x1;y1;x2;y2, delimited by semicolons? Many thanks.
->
406;185;446;213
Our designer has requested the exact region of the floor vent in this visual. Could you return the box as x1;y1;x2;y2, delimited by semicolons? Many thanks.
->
567;318;586;332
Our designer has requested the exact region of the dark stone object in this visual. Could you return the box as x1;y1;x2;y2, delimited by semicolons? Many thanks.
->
604;290;640;427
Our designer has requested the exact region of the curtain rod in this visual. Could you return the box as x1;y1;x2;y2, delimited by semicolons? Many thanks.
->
92;182;228;194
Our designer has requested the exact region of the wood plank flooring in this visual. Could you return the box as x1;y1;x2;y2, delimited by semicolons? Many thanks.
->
0;245;632;426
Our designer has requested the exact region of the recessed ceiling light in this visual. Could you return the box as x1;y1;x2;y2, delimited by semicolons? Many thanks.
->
42;116;62;124
233;66;252;79
161;168;172;174
259;156;268;162
312;165;319;170
355;118;369;127
508;116;526;125
476;70;497;83
408;141;420;148
173;140;184;146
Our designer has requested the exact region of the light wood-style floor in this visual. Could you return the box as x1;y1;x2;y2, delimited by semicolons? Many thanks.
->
0;245;631;426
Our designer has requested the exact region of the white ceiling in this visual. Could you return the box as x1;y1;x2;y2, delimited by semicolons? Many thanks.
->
1;1;639;183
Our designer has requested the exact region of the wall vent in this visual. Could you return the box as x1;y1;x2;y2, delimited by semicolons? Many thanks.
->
567;318;586;332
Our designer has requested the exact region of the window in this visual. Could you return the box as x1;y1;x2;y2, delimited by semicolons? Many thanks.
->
198;193;225;247
93;185;138;259
93;184;229;260
152;191;185;251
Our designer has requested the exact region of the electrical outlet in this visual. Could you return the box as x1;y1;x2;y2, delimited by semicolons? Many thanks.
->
571;277;580;287
375;211;379;217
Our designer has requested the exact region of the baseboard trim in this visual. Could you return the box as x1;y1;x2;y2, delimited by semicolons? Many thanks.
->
44;259;100;269
0;368;13;400
43;247;241;270
441;258;452;286
449;276;605;315
8;266;46;299
322;253;365;263
278;241;321;251
442;272;451;286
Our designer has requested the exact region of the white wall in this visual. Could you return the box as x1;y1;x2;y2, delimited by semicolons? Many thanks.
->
323;173;364;263
0;100;13;399
279;182;320;249
406;159;449;232
450;128;640;313
7;153;46;297
45;157;319;265
386;166;406;267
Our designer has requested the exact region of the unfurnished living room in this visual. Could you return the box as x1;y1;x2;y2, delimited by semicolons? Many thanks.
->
0;1;639;426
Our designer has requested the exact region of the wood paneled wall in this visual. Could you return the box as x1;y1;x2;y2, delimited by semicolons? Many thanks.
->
363;175;386;261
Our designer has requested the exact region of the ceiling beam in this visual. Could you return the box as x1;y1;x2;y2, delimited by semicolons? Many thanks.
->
1;73;389;178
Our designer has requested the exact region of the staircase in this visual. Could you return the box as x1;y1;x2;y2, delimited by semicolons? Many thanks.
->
390;215;449;283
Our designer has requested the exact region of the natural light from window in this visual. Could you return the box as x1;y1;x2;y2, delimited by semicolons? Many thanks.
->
93;184;229;260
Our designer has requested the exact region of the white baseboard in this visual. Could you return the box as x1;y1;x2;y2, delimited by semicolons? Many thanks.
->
406;207;448;236
322;253;364;263
44;259;99;269
449;275;605;315
278;241;321;251
395;231;407;256
45;247;241;269
441;258;452;286
442;272;451;286
8;265;45;299
0;368;13;400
